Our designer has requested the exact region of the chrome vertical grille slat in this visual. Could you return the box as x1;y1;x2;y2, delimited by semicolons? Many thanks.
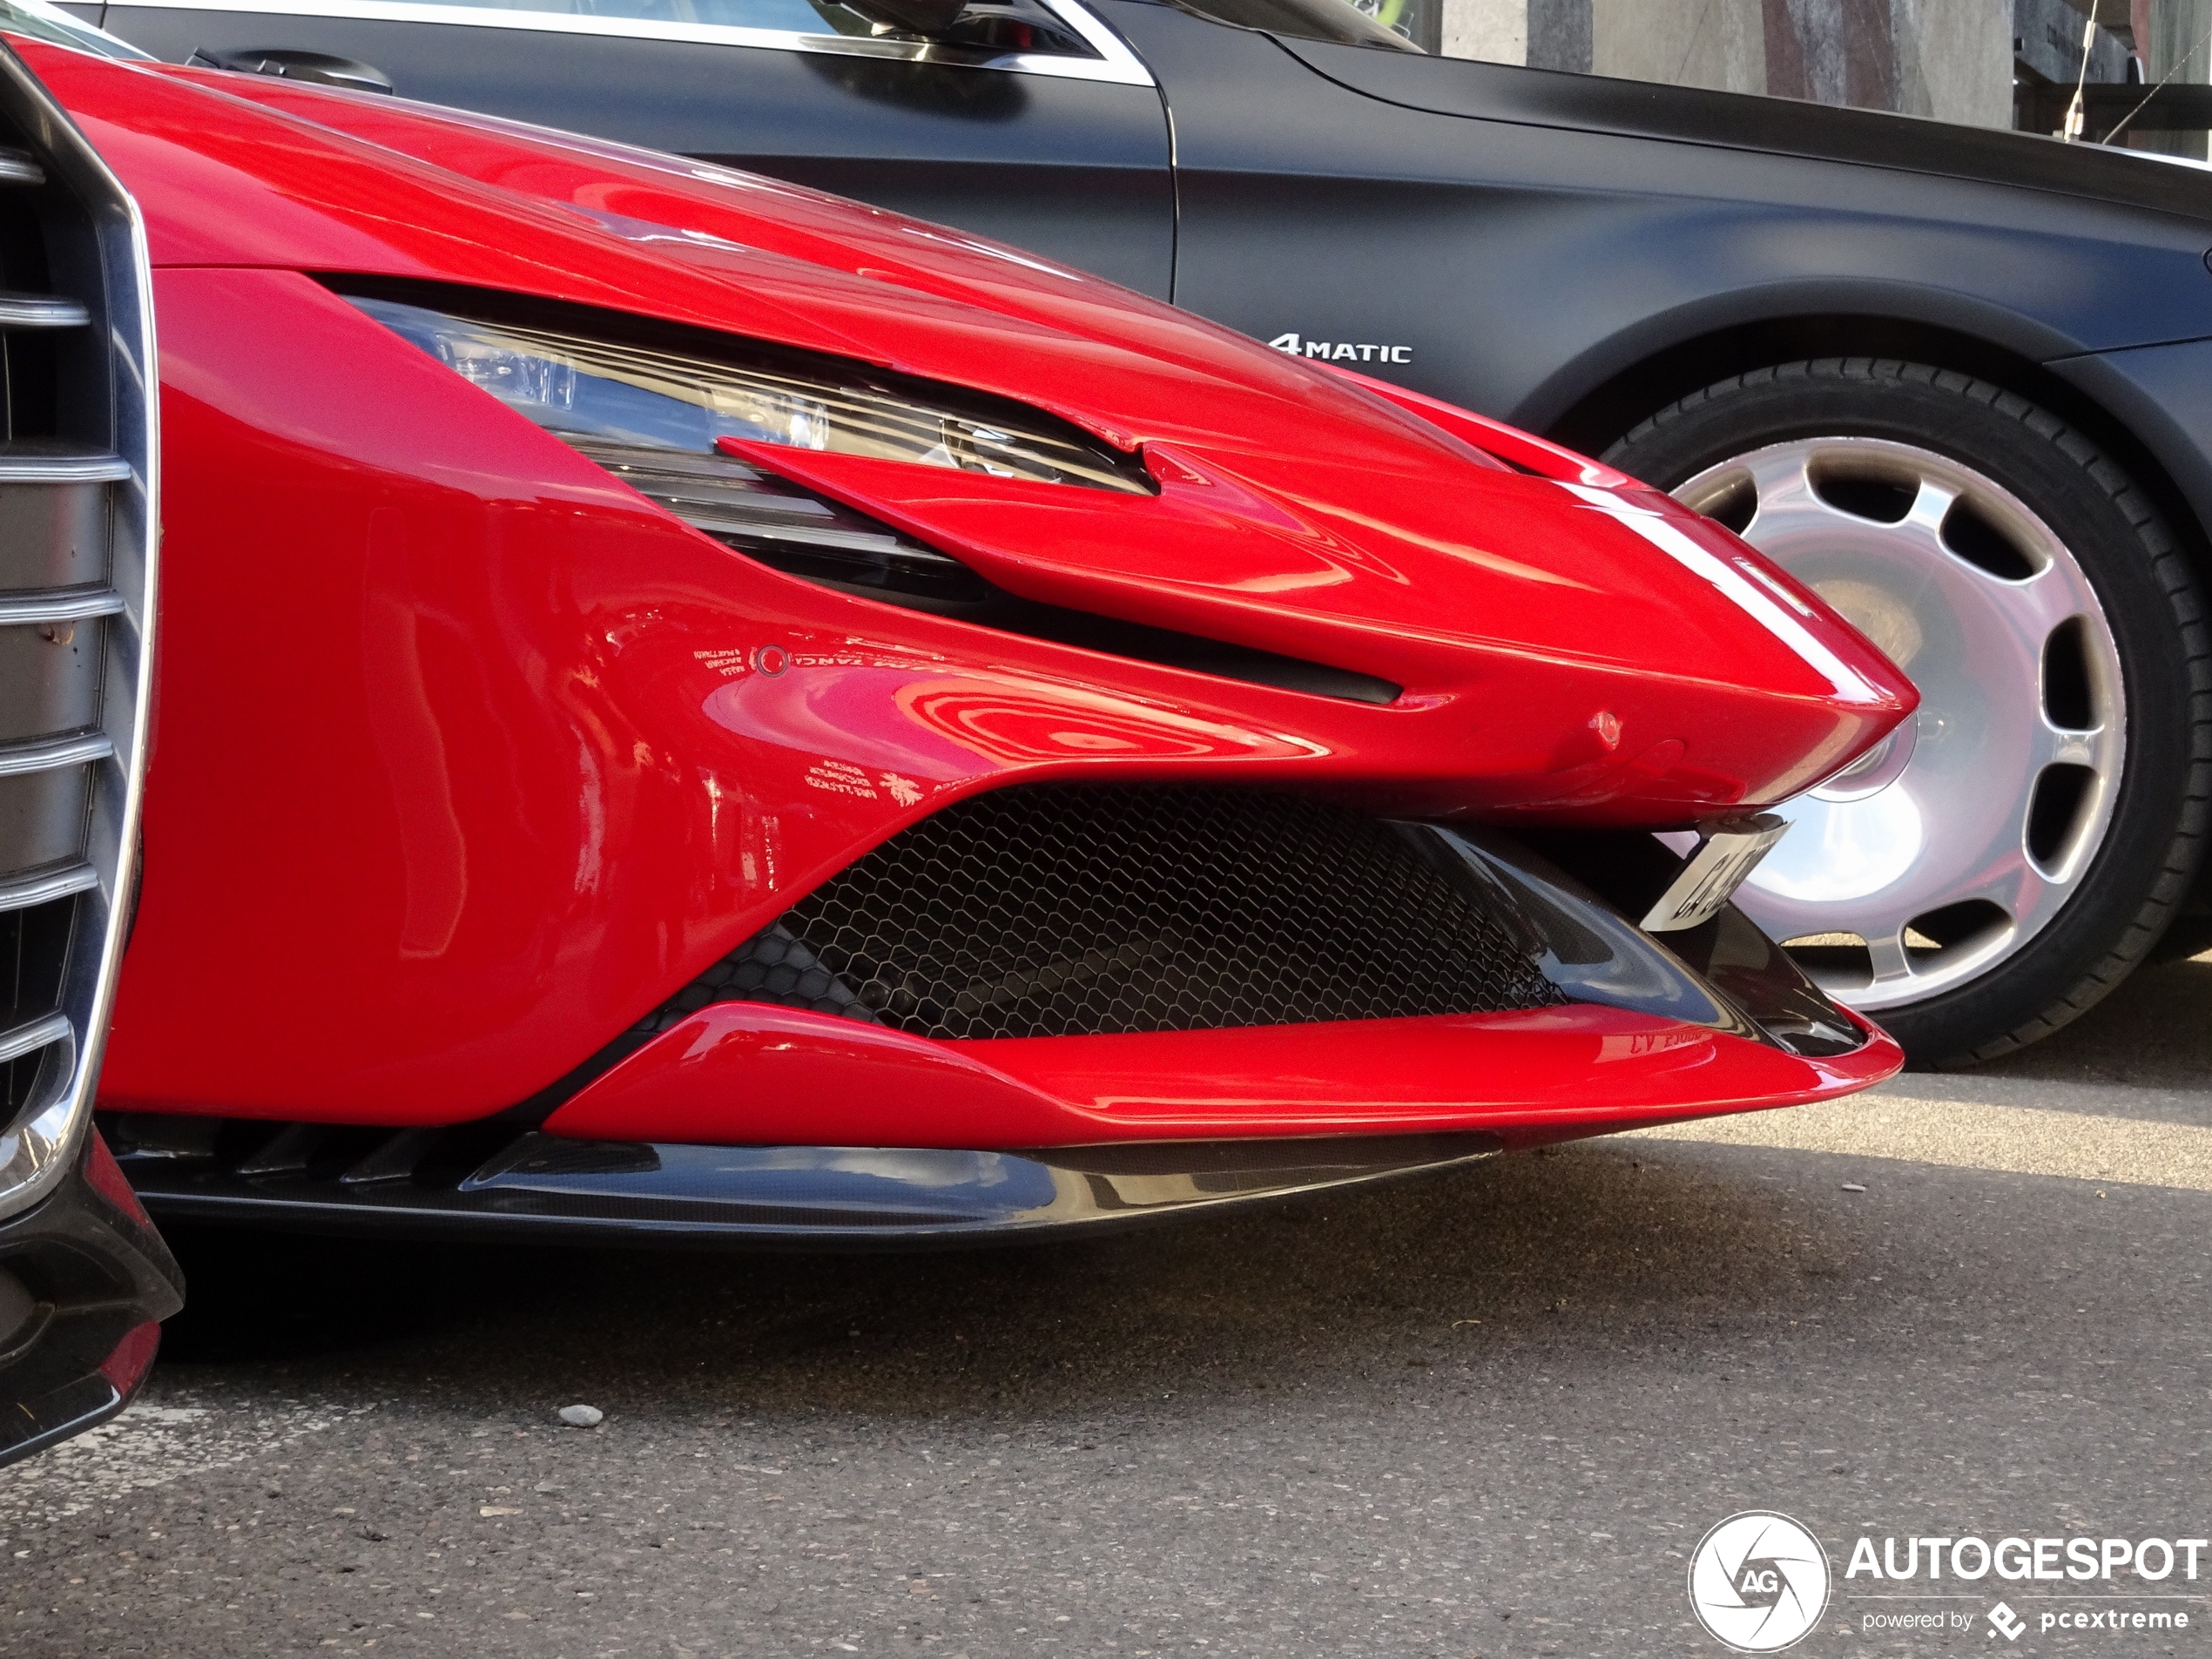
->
0;1011;70;1066
0;585;124;624
0;729;110;776
0;291;84;328
0;860;97;913
0;44;158;1224
0;444;128;482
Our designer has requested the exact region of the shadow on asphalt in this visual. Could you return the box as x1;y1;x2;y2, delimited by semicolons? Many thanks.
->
145;948;2202;1414
148;1136;1904;1415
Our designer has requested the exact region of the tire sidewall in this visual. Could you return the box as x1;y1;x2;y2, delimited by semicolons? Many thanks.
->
1605;363;2209;1063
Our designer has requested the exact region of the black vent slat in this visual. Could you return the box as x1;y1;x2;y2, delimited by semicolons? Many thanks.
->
574;438;985;603
650;786;1566;1042
553;447;1403;705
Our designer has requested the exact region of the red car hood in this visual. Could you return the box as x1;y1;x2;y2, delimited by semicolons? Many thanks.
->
24;41;1912;822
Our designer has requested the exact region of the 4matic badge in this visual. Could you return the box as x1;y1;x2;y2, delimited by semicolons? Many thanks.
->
1689;1511;1832;1653
1266;332;1413;366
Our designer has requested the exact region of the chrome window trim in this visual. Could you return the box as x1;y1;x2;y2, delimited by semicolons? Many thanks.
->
105;0;1157;85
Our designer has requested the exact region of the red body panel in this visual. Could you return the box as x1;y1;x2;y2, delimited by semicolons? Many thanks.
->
543;1002;1901;1149
21;42;1913;1139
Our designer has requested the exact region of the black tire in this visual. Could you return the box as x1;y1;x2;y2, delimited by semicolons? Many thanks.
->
1603;358;2212;1067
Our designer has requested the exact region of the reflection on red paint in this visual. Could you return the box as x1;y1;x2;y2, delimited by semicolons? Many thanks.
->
897;677;1325;766
543;1001;1900;1150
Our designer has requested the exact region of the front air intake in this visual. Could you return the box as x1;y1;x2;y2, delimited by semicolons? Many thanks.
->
0;49;157;1224
645;786;1567;1042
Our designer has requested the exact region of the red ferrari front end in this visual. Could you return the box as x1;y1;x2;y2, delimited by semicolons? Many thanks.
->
10;35;1919;1239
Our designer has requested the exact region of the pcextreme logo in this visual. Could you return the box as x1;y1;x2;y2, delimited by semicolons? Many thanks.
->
1265;332;1413;366
1688;1511;1832;1653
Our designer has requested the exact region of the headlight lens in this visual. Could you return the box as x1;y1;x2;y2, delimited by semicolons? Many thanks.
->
346;292;1150;495
340;283;1399;705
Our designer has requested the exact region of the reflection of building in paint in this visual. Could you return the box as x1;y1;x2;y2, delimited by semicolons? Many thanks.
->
1440;0;2009;126
2123;0;2212;158
1434;0;2212;154
1353;0;1443;51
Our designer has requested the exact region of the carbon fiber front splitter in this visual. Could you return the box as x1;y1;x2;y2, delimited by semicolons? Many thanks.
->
104;1117;1503;1250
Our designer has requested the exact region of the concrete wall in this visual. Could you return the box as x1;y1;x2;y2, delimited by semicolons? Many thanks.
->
1438;0;2013;128
1439;0;1525;63
2141;0;2211;155
1590;0;1764;92
1899;0;2015;127
1527;0;1594;70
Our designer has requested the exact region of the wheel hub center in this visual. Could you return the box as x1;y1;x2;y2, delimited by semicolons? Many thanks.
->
1811;713;1919;802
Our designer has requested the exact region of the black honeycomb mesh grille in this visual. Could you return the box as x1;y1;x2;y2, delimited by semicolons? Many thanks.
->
647;786;1566;1042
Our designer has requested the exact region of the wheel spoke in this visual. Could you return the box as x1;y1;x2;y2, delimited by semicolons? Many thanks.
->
2006;565;2093;639
1740;447;1812;522
2032;718;2115;772
1904;476;1959;542
1865;928;1913;985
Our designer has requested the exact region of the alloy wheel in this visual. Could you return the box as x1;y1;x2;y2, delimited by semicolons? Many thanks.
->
1671;435;2126;1011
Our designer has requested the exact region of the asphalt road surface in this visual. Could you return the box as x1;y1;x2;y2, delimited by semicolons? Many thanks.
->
5;961;2211;1658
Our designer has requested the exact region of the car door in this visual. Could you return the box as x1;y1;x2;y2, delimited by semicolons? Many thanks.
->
1087;0;1646;415
91;0;1177;295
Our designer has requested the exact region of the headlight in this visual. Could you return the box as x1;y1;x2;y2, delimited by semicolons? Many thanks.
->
343;284;1150;603
343;289;1150;495
339;281;1398;705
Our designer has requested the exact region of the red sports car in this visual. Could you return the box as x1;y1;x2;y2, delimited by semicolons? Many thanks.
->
2;17;1916;1241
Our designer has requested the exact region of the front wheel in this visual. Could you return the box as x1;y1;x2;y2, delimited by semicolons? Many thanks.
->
1604;359;2212;1065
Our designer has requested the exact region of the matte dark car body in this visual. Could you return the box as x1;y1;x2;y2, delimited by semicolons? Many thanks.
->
77;0;2211;433
82;0;2212;1065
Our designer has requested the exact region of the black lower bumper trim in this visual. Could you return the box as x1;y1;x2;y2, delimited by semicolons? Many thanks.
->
105;1118;1502;1249
0;1132;184;1467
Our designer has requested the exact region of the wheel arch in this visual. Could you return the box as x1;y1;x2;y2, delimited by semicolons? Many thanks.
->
1541;303;2212;948
1534;306;2212;604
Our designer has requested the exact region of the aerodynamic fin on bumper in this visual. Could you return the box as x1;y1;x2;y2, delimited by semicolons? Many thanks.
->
98;822;1898;1245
